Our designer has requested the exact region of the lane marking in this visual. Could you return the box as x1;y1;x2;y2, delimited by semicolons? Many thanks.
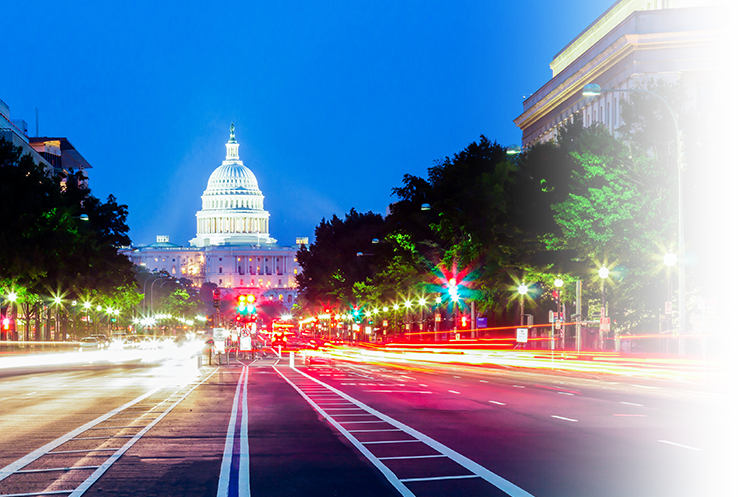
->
613;414;646;417
657;440;701;451
348;429;403;433
0;387;164;482
68;370;218;497
620;401;644;407
489;401;506;406
379;454;446;461
217;367;248;497
479;380;489;383
715;416;738;423
551;415;578;422
419;384;428;387
363;440;423;445
401;474;481;483
284;367;536;497
513;385;525;388
448;390;461;395
557;392;574;396
239;366;251;497
453;376;461;379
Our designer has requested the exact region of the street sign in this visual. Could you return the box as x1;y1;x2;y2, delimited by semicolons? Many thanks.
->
600;317;610;332
665;301;672;315
549;310;554;323
555;319;562;330
516;328;528;343
213;327;227;352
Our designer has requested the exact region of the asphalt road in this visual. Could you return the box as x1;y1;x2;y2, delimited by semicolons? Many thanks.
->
0;350;728;497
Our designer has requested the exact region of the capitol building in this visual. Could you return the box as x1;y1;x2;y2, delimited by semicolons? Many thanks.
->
122;124;303;306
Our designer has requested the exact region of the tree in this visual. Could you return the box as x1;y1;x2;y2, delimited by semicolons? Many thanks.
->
296;209;386;310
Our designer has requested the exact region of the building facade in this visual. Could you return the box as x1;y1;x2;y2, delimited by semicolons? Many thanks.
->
513;0;721;146
122;125;304;306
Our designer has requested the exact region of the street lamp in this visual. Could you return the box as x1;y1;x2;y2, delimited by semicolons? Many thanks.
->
517;284;528;327
554;277;563;349
583;83;686;354
83;301;92;334
598;266;609;351
664;250;677;336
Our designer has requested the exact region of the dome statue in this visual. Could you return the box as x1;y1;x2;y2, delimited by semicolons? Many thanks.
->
189;124;276;248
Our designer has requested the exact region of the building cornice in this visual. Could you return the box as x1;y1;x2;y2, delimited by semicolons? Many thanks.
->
514;28;716;132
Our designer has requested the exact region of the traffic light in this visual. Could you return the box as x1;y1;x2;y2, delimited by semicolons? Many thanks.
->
552;290;559;300
461;315;468;328
2;318;9;331
237;294;257;315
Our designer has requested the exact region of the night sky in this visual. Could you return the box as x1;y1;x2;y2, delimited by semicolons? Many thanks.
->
3;0;614;247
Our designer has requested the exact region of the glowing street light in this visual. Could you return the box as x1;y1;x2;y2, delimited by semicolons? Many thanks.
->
518;284;528;327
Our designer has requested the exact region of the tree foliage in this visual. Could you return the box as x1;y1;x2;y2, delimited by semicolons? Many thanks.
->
0;138;136;313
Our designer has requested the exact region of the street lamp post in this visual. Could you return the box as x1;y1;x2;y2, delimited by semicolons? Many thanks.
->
554;277;563;349
518;284;528;327
664;250;677;349
83;301;92;335
583;83;686;354
598;266;609;351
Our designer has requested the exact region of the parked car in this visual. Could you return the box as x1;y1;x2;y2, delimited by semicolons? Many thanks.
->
90;334;110;348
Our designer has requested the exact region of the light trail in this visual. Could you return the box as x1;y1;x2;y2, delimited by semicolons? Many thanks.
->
310;343;718;383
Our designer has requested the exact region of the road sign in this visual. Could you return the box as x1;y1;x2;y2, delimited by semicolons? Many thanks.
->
555;319;562;330
665;301;672;315
600;317;610;332
213;327;227;352
516;328;529;343
549;310;554;323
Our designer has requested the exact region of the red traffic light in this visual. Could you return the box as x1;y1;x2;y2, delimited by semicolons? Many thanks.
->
552;290;559;299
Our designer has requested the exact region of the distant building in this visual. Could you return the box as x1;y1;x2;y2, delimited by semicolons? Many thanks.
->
513;0;720;147
121;125;306;307
1;97;92;188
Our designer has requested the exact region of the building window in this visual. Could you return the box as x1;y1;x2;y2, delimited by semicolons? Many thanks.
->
279;294;284;301
697;81;715;111
278;279;282;286
219;279;223;285
251;279;255;285
288;295;293;303
219;258;222;261
240;279;243;286
219;267;223;274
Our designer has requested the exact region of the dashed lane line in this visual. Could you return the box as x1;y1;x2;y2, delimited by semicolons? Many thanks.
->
551;415;578;422
657;440;701;451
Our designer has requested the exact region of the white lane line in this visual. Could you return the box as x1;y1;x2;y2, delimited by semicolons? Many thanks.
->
489;401;506;406
419;384;428;387
551;415;578;422
69;370;218;497
479;380;489;383
448;390;461;395
239;366;251;497
288;368;536;497
378;454;447;461
513;385;525;388
363;440;423;445
0;387;164;482
217;366;247;497
348;429;404;433
715;416;738;423
557;392;574;396
401;474;481;483
453;376;461;379
658;440;701;451
620;401;644;407
339;421;387;424
273;369;415;497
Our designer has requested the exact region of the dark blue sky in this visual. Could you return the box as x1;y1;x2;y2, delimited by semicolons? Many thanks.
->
3;0;613;247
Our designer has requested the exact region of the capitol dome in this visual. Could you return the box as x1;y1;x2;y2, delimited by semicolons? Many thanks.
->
189;124;276;248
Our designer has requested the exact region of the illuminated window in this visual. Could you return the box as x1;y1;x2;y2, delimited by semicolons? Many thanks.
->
697;81;715;111
279;294;283;301
294;269;298;275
